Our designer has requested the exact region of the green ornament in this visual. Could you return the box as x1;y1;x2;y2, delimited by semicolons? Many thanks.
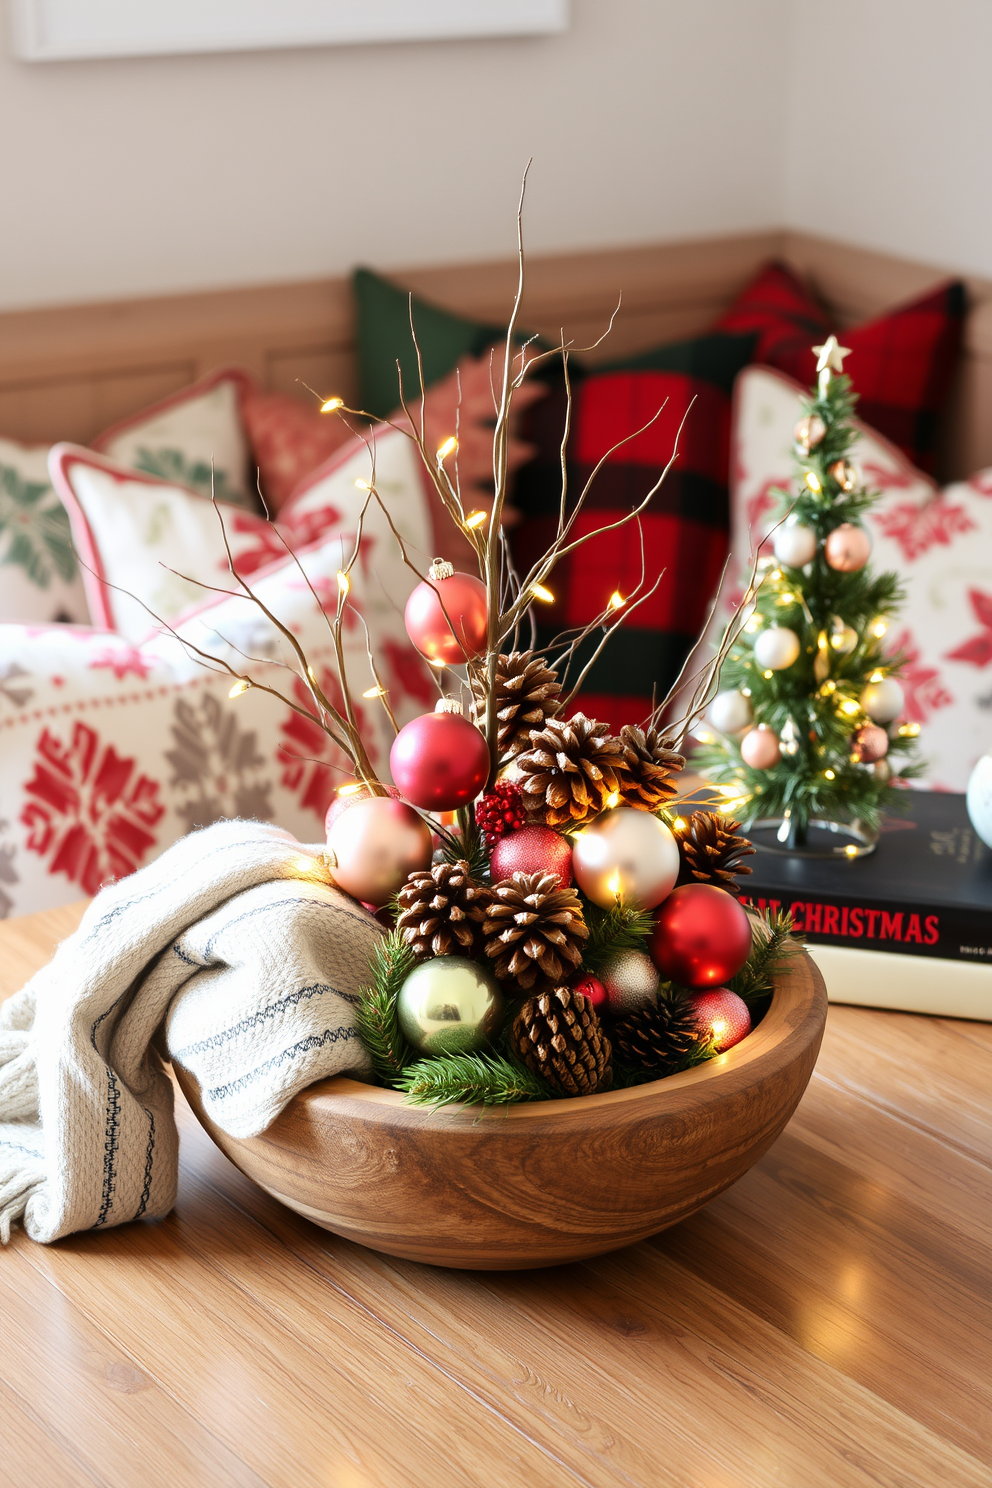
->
396;955;504;1056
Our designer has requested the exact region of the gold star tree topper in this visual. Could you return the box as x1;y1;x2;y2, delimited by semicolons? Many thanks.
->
813;334;851;393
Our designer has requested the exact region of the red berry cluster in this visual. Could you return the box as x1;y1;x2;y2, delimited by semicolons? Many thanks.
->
476;780;526;845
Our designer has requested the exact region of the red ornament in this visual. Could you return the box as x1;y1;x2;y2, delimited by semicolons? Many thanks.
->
571;973;608;1011
489;824;573;888
651;883;753;989
475;780;526;845
851;724;889;763
389;702;490;811
324;782;400;837
404;559;488;665
688;988;752;1051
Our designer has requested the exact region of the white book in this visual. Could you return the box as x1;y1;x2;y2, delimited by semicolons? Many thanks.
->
808;943;992;1023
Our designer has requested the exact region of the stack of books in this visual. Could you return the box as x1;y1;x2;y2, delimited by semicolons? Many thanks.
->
739;792;992;1021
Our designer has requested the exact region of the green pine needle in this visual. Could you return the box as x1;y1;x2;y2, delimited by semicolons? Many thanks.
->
397;1051;552;1109
354;931;416;1086
729;907;800;1005
582;901;654;972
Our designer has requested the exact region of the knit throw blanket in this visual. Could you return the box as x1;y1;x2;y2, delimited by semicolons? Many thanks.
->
0;820;381;1245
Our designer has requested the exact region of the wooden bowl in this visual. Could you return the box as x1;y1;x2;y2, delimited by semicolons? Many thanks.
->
174;951;826;1270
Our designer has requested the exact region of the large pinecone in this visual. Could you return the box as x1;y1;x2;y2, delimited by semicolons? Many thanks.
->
617;725;685;809
396;860;491;959
482;871;589;991
512;985;613;1096
514;713;626;828
473;650;562;760
612;992;701;1071
676;811;755;891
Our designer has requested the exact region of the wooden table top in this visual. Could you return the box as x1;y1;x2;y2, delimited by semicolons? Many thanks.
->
2;901;990;1488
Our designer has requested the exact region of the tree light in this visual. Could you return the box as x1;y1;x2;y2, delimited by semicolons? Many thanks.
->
464;510;488;529
228;678;250;698
354;478;371;491
531;583;555;604
870;619;888;638
336;570;350;595
844;844;859;858
605;791;620;808
898;722;921;737
805;471;822;493
869;670;884;683
839;699;860;716
437;436;458;462
607;870;623;901
823;769;836;780
320;396;343;413
763;669;773;679
608;590;625;610
337;782;362;797
362;685;386;698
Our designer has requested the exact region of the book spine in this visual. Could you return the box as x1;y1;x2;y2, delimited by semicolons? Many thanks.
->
739;888;992;964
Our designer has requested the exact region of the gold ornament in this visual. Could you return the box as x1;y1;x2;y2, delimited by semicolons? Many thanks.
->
571;807;680;910
794;414;826;452
830;617;859;654
829;458;861;492
396;955;504;1055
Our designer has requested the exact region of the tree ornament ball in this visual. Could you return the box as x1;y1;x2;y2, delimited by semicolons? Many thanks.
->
490;824;573;888
873;758;893;784
772;519;818;569
851;724;889;764
740;724;781;770
389;703;490;811
572;807;680;910
571;972;608;1011
708;688;753;735
325;796;432;906
794;414;826;451
824;523;872;572
403;559;488;665
779;717;800;758
965;752;992;849
829;458;862;492
861;676;905;725
599;950;660;1016
830;619;858;656
689;989;752;1052
753;625;801;672
651;884;753;989
396;955;504;1056
324;782;400;837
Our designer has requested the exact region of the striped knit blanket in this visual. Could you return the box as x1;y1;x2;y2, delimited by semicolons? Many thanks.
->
0;819;380;1245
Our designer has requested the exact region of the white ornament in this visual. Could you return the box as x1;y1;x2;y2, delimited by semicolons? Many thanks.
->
572;808;680;910
753;625;801;672
773;519;818;569
966;753;992;849
708;689;753;735
861;677;905;724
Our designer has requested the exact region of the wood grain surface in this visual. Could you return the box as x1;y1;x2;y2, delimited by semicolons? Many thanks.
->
2;902;990;1488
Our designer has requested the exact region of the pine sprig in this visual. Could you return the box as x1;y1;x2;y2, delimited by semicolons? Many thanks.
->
440;807;491;881
729;908;800;1004
581;901;654;972
397;1051;553;1109
354;930;416;1086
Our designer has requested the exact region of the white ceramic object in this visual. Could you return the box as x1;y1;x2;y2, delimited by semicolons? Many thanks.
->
966;752;992;848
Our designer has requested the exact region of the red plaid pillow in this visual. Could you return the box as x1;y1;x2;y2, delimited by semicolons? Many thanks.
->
715;261;965;472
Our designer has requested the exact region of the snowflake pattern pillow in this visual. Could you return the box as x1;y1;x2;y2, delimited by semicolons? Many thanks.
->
0;436;90;625
0;431;437;919
91;367;259;511
721;366;992;790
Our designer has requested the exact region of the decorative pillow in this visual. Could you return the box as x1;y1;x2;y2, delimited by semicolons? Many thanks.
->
719;365;992;791
510;332;757;731
0;435;90;624
91;367;260;510
0;434;436;920
239;383;353;513
714;261;965;472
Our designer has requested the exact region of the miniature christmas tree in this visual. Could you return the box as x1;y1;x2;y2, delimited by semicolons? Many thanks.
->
696;337;923;852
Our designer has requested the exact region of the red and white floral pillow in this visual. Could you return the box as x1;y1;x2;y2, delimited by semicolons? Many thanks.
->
0;428;437;919
717;366;992;791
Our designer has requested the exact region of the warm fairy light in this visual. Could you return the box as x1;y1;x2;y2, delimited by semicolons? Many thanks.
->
464;509;488;529
763;669;773;679
770;569;783;582
821;679;837;694
337;783;362;797
436;436;458;462
354;478;371;491
605;791;620;808
776;593;795;605
805;471;822;494
426;657;447;669
336;570;350;595
839;698;860;716
871;619;889;638
824;769;836;780
898;722;921;737
673;816;688;832
362;685;387;698
844;844;859;858
869;670;884;683
607;870;623;901
531;583;555;604
719;782;746;799
320;396;344;413
695;729;714;745
228;678;250;698
608;590;625;610
292;854;318;874
745;616;763;632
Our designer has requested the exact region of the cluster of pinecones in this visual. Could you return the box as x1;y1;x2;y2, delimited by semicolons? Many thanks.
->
474;650;686;828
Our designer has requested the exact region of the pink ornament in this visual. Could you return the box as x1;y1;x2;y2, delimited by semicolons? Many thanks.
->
651;884;753;989
824;523;872;572
389;704;490;811
404;560;488;665
324;782;400;837
851;724;889;763
571;973;608;1011
688;989;752;1051
325;796;432;906
490;824;573;888
740;724;781;770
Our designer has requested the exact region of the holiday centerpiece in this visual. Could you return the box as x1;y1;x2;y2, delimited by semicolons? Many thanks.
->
152;182;826;1266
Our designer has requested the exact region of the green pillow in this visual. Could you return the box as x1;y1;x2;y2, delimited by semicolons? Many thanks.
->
353;267;505;421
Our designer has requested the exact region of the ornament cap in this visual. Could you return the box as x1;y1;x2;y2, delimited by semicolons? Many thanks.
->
429;558;455;581
434;696;463;715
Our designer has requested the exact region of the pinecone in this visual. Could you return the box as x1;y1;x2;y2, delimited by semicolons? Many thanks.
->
395;860;491;960
473;651;562;760
676;811;755;891
511;985;613;1096
616;725;685;809
612;992;702;1071
514;714;626;828
482;871;589;991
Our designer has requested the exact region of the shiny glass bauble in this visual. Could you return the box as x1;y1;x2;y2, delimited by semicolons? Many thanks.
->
325;796;432;906
396;955;504;1056
489;825;573;888
651;883;753;989
404;568;488;665
571;808;680;910
389;709;491;811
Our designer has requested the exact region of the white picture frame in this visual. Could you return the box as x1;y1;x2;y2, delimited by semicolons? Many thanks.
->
8;0;569;62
